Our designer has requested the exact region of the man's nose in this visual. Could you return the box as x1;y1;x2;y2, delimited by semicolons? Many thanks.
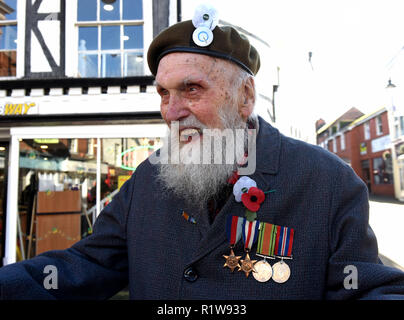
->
164;94;191;123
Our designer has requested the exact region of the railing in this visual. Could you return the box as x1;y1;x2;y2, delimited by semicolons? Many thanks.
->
85;188;120;225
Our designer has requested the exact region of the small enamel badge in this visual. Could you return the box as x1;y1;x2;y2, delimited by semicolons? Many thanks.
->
191;4;219;47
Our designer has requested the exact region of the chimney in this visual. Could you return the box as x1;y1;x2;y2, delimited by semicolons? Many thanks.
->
315;118;326;132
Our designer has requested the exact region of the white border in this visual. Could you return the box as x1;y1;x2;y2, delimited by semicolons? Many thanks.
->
4;135;19;266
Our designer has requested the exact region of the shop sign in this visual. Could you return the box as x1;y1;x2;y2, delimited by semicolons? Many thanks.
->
360;142;367;155
0;102;37;116
121;145;156;171
34;139;59;144
371;135;391;153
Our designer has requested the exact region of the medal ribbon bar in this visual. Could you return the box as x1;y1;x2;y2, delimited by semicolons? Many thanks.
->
225;215;244;246
256;222;277;258
274;225;294;259
241;219;260;251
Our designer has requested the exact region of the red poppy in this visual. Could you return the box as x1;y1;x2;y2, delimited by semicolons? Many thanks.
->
241;187;265;212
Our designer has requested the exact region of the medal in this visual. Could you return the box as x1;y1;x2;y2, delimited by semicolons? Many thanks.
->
253;222;277;282
239;219;259;277
239;251;257;278
223;215;244;272
272;260;291;283
272;225;295;283
223;248;242;272
253;260;272;282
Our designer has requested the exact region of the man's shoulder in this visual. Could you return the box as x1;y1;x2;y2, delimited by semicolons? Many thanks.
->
279;132;353;176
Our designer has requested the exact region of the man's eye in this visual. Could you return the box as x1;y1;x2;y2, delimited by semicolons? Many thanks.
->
188;86;199;93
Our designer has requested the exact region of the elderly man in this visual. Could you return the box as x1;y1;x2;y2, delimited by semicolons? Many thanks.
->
1;7;404;300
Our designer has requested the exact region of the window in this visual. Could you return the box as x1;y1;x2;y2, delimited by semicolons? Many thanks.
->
364;122;370;140
87;138;95;157
0;0;17;77
15;136;161;260
400;116;404;137
70;139;78;153
376;115;383;136
77;0;144;78
373;156;393;185
340;132;346;151
395;120;399;139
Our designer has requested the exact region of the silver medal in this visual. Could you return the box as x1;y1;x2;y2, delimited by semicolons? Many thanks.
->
252;260;273;282
271;260;291;283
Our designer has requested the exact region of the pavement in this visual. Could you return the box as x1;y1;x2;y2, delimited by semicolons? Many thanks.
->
368;195;404;271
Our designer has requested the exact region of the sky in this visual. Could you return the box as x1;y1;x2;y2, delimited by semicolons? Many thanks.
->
182;0;404;142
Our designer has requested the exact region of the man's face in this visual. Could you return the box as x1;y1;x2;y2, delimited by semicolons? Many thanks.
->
155;52;243;134
155;52;256;208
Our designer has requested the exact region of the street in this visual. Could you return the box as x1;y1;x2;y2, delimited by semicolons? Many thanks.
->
368;195;404;271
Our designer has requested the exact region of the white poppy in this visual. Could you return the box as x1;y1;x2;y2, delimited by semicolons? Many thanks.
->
233;176;257;202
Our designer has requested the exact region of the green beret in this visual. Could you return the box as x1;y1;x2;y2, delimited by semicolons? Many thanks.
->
147;20;260;76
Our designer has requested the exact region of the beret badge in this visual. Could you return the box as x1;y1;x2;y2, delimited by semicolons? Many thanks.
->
146;4;261;76
191;4;219;47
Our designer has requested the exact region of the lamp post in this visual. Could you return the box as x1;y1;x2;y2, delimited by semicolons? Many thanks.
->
386;78;404;201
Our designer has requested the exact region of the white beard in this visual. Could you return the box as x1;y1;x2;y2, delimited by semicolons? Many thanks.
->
157;106;248;209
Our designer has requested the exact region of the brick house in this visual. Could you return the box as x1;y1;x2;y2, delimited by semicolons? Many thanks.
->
316;107;394;197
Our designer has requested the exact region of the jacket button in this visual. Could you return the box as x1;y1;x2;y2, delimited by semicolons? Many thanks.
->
183;267;198;282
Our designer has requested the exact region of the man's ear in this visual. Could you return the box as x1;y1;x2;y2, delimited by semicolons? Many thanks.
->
238;76;255;121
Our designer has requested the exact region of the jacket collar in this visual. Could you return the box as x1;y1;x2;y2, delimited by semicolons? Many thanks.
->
250;116;281;175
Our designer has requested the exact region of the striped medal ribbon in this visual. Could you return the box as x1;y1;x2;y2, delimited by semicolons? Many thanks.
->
223;215;244;272
274;225;295;258
241;219;260;251
239;219;260;277
272;225;295;284
225;215;244;247
256;222;277;258
253;222;277;282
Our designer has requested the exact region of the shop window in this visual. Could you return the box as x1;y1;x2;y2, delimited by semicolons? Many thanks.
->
15;136;161;260
16;139;97;260
373;155;393;185
77;0;144;78
0;0;17;77
100;137;161;201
